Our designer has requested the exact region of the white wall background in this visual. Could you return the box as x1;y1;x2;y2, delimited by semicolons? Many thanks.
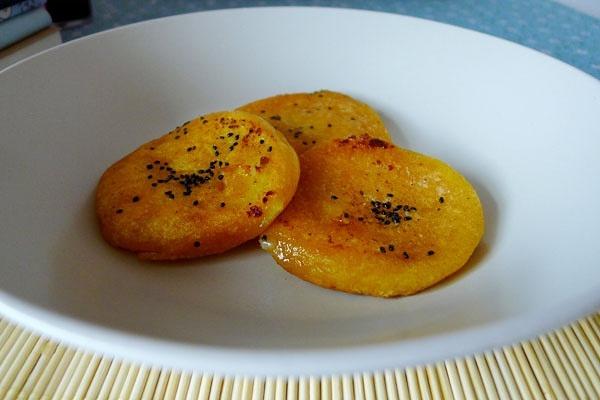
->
555;0;600;18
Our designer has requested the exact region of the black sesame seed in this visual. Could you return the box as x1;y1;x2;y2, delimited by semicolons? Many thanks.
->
220;202;226;208
147;175;153;179
439;196;445;203
193;200;199;206
132;196;140;203
388;244;395;251
427;250;435;256
149;147;155;150
404;216;412;221
270;115;281;121
194;241;201;247
151;183;158;187
387;193;394;197
327;123;332;127
331;195;338;200
343;212;350;218
154;160;160;164
175;136;180;139
116;209;123;214
260;139;265;144
218;175;224;180
267;146;272;152
312;140;316;144
403;251;409;259
261;235;267;241
146;164;153;170
379;246;386;253
228;132;234;137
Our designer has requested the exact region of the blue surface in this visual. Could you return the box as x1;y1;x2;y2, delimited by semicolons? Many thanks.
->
61;0;600;79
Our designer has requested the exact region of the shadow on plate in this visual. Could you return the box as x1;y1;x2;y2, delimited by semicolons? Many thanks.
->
379;110;409;147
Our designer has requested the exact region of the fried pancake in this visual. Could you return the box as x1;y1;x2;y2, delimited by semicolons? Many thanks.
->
260;135;484;297
96;111;300;260
238;90;390;153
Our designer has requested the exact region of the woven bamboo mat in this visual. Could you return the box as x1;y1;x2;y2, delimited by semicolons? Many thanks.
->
0;314;598;400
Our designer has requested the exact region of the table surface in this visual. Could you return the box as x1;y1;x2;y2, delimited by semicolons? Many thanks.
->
61;0;600;80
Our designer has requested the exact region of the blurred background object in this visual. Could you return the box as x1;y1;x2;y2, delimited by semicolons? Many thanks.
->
46;0;91;27
0;0;89;68
0;0;51;50
0;0;90;52
555;0;600;18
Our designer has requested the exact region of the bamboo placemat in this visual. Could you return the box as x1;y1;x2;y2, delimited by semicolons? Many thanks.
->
0;314;598;399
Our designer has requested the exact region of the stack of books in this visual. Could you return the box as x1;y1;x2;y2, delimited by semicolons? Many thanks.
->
0;0;52;50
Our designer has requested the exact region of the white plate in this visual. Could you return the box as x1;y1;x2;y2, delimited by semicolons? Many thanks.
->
1;7;599;375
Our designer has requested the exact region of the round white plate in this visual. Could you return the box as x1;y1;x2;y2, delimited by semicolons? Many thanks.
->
1;7;599;375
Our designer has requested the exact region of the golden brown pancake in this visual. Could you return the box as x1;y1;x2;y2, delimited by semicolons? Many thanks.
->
96;111;300;260
260;135;484;297
238;90;390;153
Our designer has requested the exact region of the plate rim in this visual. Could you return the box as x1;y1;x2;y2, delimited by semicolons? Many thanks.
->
1;286;599;375
2;6;599;85
1;6;599;375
